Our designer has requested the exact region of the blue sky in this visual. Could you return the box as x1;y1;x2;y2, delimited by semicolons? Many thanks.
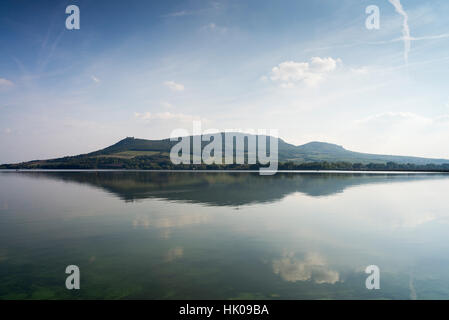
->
1;0;449;163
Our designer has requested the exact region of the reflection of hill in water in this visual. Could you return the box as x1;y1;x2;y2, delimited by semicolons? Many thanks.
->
13;171;449;206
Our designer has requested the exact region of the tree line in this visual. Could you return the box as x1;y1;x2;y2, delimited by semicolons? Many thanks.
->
2;154;449;172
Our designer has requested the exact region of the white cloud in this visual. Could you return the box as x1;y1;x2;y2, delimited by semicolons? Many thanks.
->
164;81;185;92
164;10;190;17
161;101;173;108
162;3;221;18
309;57;339;73
0;78;14;88
410;33;449;42
388;0;411;64
350;111;449;159
435;114;449;124
349;66;371;75
355;111;449;130
269;57;341;87
356;112;432;126
202;23;227;34
134;111;202;122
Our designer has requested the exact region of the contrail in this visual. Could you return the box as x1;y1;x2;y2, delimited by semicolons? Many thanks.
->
388;0;411;64
304;33;449;53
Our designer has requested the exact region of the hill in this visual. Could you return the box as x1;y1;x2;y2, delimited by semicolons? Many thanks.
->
1;133;449;170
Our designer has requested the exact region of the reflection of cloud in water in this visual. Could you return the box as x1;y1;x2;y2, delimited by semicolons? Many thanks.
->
409;274;417;300
132;212;210;239
160;229;172;240
0;249;7;263
165;247;184;262
400;211;435;229
0;200;8;211
273;252;339;284
133;212;209;229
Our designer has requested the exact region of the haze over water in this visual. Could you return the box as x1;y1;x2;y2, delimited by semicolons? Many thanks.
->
1;171;449;299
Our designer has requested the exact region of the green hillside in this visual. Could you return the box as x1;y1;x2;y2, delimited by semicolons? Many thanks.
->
1;133;449;170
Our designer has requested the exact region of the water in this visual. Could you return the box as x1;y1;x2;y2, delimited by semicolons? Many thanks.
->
1;171;449;299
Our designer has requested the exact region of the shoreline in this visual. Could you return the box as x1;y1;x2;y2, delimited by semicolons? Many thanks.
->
1;169;448;174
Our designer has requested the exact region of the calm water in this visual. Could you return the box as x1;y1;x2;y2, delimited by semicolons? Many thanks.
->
1;171;449;299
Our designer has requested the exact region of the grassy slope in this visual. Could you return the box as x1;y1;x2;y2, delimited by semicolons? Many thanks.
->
1;134;449;169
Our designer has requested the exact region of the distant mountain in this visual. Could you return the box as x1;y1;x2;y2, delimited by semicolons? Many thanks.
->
1;133;449;169
279;140;449;165
91;135;449;165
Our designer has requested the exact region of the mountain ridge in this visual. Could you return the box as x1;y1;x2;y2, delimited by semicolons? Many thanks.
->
1;133;449;169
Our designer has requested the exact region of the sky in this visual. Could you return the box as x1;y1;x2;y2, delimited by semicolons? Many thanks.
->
1;0;449;163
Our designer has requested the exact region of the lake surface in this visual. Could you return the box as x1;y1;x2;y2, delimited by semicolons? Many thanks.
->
1;171;449;299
